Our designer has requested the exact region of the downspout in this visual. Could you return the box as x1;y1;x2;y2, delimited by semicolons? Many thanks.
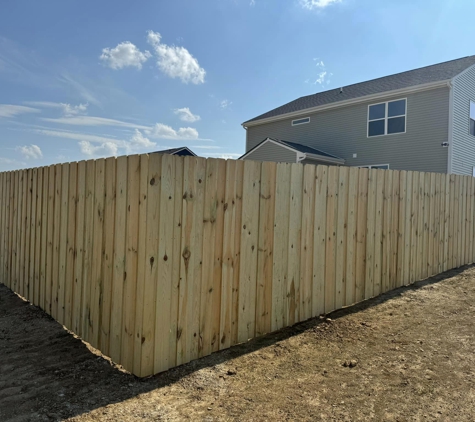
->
447;80;454;174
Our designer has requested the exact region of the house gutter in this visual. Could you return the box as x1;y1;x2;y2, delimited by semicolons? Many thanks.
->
242;79;451;128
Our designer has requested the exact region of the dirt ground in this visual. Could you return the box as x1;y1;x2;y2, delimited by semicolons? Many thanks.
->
2;267;475;422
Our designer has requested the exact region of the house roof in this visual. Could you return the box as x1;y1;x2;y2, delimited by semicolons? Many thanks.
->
239;138;344;164
272;139;342;159
244;55;475;125
153;147;197;156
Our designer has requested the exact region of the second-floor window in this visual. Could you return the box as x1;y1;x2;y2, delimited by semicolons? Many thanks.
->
368;99;406;137
470;101;475;136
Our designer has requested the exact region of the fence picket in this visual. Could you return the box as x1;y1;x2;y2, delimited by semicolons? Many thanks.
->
19;170;27;296
64;163;77;329
373;169;384;296
170;156;184;363
345;167;358;306
220;160;239;348
256;161;277;335
40;168;49;310
200;158;219;357
401;171;411;286
91;159;105;349
313;165;328;316
57;164;69;325
335;167;348;309
325;166;339;313
101;157;117;357
121;156;139;372
300;164;315;319
176;157;199;367
272;163;291;330
132;155;147;375
81;160;95;341
355;168;368;302
154;154;175;373
110;156;128;365
365;169;376;299
25;169;32;296
29;169;36;299
238;160;261;342
287;163;303;325
51;165;62;319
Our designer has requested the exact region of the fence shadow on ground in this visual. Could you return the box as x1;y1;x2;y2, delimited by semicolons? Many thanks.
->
0;264;470;421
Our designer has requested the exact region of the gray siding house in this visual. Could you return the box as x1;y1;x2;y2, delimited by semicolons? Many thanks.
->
241;56;475;175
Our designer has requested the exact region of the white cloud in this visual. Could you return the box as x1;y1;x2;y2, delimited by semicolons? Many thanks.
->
35;127;156;157
315;71;327;85
41;115;150;130
220;99;232;109
26;101;88;116
306;59;333;86
24;101;62;108
0;105;40;118
16;144;43;159
174;107;201;122
100;41;151;70
35;128;123;145
147;123;199;140
79;141;119;158
62;103;88;116
250;0;256;5
126;129;156;153
147;30;206;84
299;0;341;9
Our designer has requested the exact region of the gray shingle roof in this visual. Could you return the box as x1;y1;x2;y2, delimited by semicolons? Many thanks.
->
244;56;475;124
240;138;343;161
273;139;342;159
153;147;196;156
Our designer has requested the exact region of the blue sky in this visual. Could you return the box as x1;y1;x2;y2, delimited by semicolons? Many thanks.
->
1;0;474;170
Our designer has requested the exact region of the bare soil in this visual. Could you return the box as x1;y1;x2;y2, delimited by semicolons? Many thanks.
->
2;266;475;421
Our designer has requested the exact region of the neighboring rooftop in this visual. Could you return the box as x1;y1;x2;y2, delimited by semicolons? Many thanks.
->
244;55;475;124
273;139;342;159
240;137;343;161
154;147;197;157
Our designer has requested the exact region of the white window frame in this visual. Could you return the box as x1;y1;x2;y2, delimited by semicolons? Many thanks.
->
357;164;390;170
469;100;475;137
292;117;310;126
367;98;407;138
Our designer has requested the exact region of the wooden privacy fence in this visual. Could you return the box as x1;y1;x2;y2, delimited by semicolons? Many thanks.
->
0;154;474;377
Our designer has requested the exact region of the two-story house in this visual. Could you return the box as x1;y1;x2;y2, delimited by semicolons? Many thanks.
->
241;56;475;175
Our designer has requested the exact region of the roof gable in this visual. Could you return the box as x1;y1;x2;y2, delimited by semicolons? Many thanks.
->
240;138;344;164
275;139;341;159
244;56;475;124
153;147;197;156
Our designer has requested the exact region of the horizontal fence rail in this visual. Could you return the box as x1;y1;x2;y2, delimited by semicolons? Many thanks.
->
0;155;474;376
